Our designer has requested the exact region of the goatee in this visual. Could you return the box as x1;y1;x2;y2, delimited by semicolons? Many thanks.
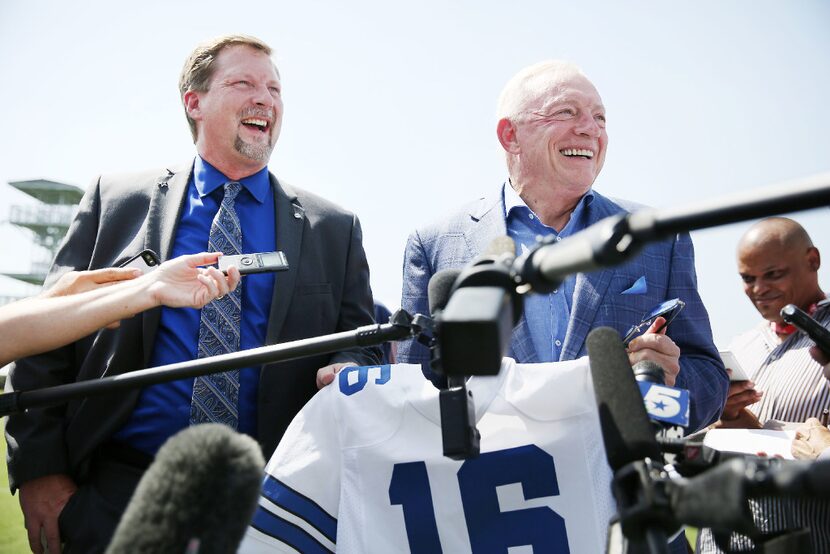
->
235;136;272;163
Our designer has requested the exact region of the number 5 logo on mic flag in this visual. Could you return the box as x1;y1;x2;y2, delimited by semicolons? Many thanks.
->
637;382;690;427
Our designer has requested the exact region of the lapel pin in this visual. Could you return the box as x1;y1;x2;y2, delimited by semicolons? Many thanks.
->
157;169;174;189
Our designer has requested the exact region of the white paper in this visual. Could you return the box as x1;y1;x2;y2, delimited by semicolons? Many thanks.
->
703;428;796;460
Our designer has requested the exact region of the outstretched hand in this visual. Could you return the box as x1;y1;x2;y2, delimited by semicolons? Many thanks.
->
43;266;142;298
146;252;241;309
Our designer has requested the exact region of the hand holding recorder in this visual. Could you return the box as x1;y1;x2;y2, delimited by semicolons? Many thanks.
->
0;252;239;367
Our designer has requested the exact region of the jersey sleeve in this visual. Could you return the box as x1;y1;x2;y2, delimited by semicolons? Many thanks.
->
239;364;424;553
240;383;342;553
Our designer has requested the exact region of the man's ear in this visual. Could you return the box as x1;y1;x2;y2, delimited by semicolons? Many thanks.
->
497;118;520;154
807;246;821;271
183;90;201;120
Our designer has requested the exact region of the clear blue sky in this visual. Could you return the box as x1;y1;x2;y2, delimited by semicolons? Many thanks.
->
1;0;828;345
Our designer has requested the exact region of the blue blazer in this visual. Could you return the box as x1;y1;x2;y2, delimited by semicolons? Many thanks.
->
398;187;728;431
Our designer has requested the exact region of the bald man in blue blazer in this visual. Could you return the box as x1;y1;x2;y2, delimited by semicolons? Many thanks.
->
399;61;727;434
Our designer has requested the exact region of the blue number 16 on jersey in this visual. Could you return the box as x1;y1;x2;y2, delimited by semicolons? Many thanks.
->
389;445;571;553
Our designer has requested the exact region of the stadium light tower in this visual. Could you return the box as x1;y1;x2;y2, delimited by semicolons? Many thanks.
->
2;178;83;286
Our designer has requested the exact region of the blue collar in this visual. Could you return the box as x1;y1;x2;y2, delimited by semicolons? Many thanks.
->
193;156;271;203
502;181;594;229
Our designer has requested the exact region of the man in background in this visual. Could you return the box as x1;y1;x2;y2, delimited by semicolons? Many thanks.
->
6;34;378;553
399;60;727;434
699;217;830;552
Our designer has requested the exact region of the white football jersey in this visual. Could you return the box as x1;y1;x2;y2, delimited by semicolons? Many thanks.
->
239;358;615;553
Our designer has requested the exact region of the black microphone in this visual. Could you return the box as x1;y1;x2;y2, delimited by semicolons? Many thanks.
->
632;361;688;447
514;171;830;295
781;303;830;356
106;424;264;554
587;327;675;553
426;269;480;459
437;236;520;376
632;360;665;384
516;214;637;294
668;457;830;536
428;269;462;315
587;327;662;469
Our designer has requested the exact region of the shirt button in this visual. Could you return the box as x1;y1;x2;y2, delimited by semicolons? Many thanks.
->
529;213;535;220
552;289;558;294
555;340;562;347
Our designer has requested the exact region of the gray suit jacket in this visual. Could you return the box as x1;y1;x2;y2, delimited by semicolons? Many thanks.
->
398;187;728;432
6;160;379;489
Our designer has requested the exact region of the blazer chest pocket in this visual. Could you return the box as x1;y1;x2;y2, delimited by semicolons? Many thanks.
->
297;283;331;296
292;283;335;335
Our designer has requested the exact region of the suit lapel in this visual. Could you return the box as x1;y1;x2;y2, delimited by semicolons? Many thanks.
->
470;188;539;363
509;316;540;363
560;269;614;359
465;193;507;256
264;175;303;344
560;192;619;359
142;162;192;366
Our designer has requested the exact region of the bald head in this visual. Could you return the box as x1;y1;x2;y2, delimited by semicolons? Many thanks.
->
738;217;814;256
737;217;823;323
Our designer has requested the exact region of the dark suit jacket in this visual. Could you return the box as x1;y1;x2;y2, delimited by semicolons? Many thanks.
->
398;187;728;432
6;160;379;490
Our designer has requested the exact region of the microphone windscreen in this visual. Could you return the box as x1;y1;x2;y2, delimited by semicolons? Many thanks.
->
669;458;756;534
428;269;461;314
587;327;662;470
106;424;265;554
632;360;666;385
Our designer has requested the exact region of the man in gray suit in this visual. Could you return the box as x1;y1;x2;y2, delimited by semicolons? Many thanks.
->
399;61;727;433
6;34;379;554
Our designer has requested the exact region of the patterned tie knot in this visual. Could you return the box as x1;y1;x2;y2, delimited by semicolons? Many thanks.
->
223;181;242;207
208;182;243;257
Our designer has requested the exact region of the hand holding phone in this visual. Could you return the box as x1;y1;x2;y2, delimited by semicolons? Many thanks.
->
720;349;750;381
217;251;289;275
622;298;686;346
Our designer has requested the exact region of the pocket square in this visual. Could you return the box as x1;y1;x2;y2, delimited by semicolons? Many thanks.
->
621;275;647;295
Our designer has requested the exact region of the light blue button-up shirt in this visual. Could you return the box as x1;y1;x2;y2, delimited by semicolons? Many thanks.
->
504;182;594;361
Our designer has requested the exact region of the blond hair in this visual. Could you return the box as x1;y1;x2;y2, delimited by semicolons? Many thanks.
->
179;34;274;142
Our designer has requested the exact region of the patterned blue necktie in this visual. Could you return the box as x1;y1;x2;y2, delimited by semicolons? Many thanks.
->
191;181;243;428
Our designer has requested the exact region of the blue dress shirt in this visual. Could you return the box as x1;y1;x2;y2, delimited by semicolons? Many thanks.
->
503;182;593;362
114;156;276;455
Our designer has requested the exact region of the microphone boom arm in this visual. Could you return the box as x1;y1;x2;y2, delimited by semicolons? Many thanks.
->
0;309;422;417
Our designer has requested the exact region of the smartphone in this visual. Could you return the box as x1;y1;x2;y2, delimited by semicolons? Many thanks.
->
780;304;830;355
119;249;161;274
719;350;750;381
218;251;289;275
622;297;686;346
